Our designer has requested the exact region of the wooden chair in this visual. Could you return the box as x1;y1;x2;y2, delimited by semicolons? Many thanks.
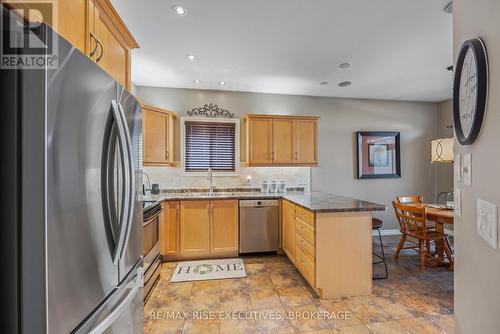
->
394;195;435;258
392;201;453;271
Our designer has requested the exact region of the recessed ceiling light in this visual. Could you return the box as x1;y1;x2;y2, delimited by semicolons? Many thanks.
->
185;54;196;61
172;5;187;16
219;81;226;85
339;62;351;69
319;81;329;86
194;80;201;84
338;81;352;87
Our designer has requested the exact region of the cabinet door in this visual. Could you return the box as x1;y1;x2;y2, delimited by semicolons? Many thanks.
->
273;119;294;164
282;200;296;263
247;118;273;165
161;201;180;257
58;0;87;53
210;200;238;253
180;201;211;256
143;109;170;165
91;0;129;88
294;119;318;164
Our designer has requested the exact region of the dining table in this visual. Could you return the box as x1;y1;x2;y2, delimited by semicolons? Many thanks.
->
408;203;454;269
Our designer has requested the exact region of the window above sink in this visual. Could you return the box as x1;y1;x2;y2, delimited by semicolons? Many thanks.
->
180;117;240;176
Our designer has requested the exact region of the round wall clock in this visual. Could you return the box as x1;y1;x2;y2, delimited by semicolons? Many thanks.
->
453;38;488;145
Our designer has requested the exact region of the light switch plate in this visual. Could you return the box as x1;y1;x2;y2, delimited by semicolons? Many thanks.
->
454;189;462;217
463;153;472;186
477;199;498;249
454;154;461;182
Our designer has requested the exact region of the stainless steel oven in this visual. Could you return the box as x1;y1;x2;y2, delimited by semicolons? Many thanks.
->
143;201;162;301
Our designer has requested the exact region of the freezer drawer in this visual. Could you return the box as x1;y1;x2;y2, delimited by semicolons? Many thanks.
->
239;200;279;253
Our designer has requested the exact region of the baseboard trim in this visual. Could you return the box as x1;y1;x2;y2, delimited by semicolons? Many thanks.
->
372;229;401;236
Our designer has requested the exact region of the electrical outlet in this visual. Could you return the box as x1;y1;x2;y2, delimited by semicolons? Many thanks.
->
477;199;498;249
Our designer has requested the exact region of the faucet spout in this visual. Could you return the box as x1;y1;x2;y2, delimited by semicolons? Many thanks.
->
207;168;215;193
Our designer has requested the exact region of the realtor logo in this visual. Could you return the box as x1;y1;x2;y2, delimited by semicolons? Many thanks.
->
1;0;58;69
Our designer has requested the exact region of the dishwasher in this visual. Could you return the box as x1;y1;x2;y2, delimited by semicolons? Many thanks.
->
239;199;279;254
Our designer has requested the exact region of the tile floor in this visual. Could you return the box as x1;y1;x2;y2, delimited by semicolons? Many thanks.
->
144;236;454;334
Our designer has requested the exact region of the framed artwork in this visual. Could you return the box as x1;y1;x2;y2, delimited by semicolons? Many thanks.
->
357;131;401;179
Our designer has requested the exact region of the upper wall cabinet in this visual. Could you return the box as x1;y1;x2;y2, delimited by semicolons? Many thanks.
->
5;0;139;90
245;115;319;166
142;104;176;166
88;0;139;89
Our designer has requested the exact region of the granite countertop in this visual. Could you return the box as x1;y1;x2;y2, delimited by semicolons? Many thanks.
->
143;191;386;213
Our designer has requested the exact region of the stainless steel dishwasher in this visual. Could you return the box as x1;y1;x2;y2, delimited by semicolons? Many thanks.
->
239;199;279;254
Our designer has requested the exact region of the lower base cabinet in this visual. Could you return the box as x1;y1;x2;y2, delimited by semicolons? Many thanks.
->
162;199;238;260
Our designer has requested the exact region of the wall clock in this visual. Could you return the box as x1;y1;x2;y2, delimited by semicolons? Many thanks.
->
453;38;488;145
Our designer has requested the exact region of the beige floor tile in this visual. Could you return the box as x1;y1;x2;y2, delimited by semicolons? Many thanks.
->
220;277;248;291
182;318;219;334
187;292;219;312
331;324;372;334
145;318;185;334
163;283;193;299
427;314;454;334
367;320;411;334
220;289;253;312
245;263;268;275
277;286;318;307
269;272;305;289
398;317;448;334
249;289;282;310
246;273;275;291
286;305;330;332
299;329;333;334
220;317;259;334
371;295;422;319
191;280;219;296
154;295;190;313
254;308;295;334
345;296;392;324
316;300;362;328
399;294;452;316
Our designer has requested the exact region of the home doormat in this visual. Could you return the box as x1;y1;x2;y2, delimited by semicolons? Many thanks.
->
170;258;246;282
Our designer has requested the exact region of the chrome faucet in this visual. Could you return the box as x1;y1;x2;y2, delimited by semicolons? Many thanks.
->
207;167;215;193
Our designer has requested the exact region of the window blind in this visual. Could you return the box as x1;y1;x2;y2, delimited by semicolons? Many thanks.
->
185;121;236;172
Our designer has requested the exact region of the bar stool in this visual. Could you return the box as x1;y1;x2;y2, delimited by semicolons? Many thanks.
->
372;218;388;280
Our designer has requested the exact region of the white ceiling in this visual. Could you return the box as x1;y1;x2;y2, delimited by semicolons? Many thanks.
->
112;0;453;102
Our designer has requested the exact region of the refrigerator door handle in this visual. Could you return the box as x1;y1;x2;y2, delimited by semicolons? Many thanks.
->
115;101;136;260
109;100;134;264
87;267;143;334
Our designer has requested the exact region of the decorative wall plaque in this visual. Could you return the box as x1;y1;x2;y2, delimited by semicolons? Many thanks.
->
187;103;234;118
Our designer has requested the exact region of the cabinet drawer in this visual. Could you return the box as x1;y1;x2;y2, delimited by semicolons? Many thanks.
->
296;244;315;286
296;206;314;227
296;218;315;244
296;233;315;257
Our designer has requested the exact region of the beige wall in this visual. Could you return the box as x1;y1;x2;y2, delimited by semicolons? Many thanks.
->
454;0;500;333
136;86;441;230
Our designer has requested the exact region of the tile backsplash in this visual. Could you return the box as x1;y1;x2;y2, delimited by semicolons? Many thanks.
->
143;166;311;191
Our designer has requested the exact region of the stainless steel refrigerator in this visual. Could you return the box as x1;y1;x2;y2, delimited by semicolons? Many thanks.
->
1;5;143;334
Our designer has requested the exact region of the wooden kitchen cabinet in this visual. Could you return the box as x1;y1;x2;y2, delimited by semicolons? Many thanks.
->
179;201;211;257
247;117;273;164
210;200;238;253
170;199;238;260
142;104;176;166
282;199;296;263
161;201;180;258
5;0;139;90
273;119;295;164
88;0;138;89
245;115;319;166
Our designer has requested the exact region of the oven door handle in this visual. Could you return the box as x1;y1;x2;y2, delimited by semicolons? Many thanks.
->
143;209;162;228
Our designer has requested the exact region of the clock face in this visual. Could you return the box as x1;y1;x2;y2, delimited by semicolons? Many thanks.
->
458;47;478;140
453;38;488;145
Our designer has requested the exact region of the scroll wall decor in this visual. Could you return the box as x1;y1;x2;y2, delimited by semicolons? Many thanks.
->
187;103;234;118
